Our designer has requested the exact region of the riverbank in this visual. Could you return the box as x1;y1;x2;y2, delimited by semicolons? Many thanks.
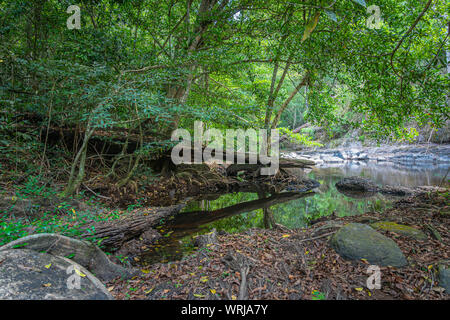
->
283;143;450;167
107;189;449;300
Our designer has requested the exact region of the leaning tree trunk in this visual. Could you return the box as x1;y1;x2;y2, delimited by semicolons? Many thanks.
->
61;125;94;197
61;104;102;197
117;103;144;188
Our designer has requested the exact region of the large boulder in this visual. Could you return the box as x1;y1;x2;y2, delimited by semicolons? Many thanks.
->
335;177;379;192
0;249;113;300
330;223;407;267
370;221;427;241
0;233;137;282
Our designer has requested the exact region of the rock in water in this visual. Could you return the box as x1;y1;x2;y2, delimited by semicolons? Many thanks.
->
335;176;378;192
0;249;113;300
330;223;407;267
378;185;414;196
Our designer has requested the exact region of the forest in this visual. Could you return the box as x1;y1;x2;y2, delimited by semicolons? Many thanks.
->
0;0;449;302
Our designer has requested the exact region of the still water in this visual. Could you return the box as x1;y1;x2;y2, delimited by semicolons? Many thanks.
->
140;162;448;265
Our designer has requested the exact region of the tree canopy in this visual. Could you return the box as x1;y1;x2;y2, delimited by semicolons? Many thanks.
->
1;0;448;194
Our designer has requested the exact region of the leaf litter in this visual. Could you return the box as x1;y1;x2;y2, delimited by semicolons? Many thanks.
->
107;190;449;300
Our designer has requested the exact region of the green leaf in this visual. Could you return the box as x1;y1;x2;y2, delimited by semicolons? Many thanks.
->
302;12;321;43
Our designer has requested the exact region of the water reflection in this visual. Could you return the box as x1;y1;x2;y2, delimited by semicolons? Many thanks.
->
140;162;448;265
142;192;314;264
311;162;448;187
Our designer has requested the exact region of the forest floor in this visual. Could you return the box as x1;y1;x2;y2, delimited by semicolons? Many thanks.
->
107;190;449;300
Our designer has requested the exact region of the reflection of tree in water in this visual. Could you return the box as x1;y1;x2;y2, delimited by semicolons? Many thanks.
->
140;191;314;264
257;191;276;229
171;191;314;235
268;172;393;229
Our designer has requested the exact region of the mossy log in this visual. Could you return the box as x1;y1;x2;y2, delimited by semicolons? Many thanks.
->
80;204;185;251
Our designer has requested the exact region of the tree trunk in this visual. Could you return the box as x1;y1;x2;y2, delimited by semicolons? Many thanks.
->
61;127;94;197
81;205;185;251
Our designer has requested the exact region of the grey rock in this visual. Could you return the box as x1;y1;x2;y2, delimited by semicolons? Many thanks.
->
0;233;137;282
379;185;414;196
333;151;345;159
330;223;407;267
321;155;345;163
335;176;379;192
355;153;369;160
0;249;113;300
296;144;450;165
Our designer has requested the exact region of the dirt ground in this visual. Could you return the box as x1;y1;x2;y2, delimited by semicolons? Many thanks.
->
107;190;449;300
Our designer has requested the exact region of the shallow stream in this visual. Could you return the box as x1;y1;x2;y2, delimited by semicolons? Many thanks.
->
139;161;449;265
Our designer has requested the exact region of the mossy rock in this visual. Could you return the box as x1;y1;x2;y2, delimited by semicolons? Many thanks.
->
370;221;427;241
330;223;407;267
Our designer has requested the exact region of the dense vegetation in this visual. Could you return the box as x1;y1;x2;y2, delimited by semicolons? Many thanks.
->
0;1;449;303
0;0;448;197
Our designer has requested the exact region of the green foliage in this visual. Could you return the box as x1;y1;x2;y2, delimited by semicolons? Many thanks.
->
0;0;448;196
393;127;420;143
1;0;447;144
278;127;323;147
311;290;327;300
0;186;129;248
15;175;56;199
0;216;28;246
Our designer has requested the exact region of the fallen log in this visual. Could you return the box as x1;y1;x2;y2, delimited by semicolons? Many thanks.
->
80;204;185;251
226;158;315;176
